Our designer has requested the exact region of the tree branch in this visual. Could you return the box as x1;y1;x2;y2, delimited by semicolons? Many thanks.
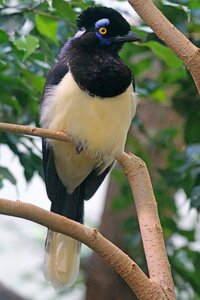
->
0;198;164;300
0;122;71;142
128;0;200;94
0;122;175;299
118;153;175;298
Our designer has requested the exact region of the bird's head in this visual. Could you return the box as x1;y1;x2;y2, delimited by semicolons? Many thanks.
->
75;6;140;51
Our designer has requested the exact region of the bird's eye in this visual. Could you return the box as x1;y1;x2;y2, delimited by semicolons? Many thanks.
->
98;27;107;35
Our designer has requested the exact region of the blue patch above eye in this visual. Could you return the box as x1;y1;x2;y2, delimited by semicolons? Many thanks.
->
95;18;112;46
95;18;110;29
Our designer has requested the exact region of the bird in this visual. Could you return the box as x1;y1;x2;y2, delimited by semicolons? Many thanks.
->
40;6;140;290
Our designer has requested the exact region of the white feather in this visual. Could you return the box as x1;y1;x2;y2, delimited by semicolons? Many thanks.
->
40;72;137;191
43;230;81;290
40;72;138;289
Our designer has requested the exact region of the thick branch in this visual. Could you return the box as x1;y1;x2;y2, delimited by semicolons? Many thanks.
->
0;122;175;299
129;0;200;94
118;153;175;299
0;198;165;300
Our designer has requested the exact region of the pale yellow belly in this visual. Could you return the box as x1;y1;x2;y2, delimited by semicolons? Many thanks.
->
40;72;136;191
52;141;95;192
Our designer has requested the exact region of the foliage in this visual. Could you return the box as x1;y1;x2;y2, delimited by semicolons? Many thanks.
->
0;0;200;299
0;0;91;184
115;1;200;299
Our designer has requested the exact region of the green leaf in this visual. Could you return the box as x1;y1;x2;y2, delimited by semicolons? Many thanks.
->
160;0;191;20
0;167;16;185
0;59;7;70
0;29;9;43
24;70;45;93
13;35;39;60
53;0;76;21
122;217;138;234
35;14;58;43
152;88;167;102
189;0;200;9
141;41;183;68
112;195;132;212
0;0;7;8
185;115;200;144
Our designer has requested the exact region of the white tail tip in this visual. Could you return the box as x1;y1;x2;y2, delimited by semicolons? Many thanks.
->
43;230;81;290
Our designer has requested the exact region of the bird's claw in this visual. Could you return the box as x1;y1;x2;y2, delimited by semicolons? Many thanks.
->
75;141;85;154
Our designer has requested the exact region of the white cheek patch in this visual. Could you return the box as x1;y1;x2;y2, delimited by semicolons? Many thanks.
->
74;29;86;38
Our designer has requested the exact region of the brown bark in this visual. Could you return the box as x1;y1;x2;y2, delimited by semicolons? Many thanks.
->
86;103;183;300
85;176;138;300
0;122;176;299
0;194;169;299
0;122;71;142
0;198;150;298
128;0;200;94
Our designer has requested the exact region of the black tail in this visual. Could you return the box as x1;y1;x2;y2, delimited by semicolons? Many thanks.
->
42;139;111;289
42;139;83;289
43;184;83;290
42;138;84;222
51;181;84;223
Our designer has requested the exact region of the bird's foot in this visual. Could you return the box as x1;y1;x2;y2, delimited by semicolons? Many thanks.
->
75;141;86;154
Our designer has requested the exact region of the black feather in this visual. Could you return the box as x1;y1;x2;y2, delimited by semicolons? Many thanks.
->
41;6;133;224
77;6;130;37
83;165;113;200
42;139;84;222
42;138;110;222
45;61;69;86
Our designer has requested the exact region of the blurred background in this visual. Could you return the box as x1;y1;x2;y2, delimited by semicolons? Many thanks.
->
0;0;200;299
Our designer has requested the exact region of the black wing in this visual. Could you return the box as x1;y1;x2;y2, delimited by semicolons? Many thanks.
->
40;51;85;220
42;138;84;222
41;50;111;221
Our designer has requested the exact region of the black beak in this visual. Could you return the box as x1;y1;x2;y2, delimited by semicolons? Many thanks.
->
113;31;141;43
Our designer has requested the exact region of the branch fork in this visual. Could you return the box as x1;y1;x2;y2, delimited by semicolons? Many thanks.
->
0;122;175;299
128;0;200;94
3;0;200;297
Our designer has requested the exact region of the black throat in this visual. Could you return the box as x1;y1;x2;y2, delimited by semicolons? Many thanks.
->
64;38;133;98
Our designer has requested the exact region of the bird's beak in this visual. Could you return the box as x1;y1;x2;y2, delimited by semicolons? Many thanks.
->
113;31;141;43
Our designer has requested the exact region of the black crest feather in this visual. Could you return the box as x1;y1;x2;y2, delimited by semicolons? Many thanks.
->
77;6;130;36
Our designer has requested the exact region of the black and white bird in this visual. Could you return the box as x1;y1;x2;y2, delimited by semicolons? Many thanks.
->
40;6;140;290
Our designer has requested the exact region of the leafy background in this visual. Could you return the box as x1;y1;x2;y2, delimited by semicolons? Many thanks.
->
0;0;200;299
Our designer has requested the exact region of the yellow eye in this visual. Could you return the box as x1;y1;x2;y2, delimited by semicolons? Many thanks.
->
98;27;107;35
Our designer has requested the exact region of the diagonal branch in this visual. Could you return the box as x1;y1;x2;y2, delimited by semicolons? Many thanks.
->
0;198;167;299
0;122;175;299
128;0;200;94
118;153;175;298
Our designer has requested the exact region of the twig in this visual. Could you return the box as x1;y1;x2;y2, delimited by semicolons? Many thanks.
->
0;122;71;142
128;0;200;94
